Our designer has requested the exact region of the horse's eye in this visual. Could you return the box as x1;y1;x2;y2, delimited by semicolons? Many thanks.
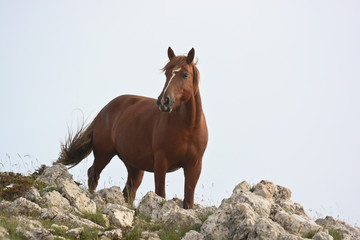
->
182;73;189;79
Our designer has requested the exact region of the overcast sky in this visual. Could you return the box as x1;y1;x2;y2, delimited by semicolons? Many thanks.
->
1;1;359;225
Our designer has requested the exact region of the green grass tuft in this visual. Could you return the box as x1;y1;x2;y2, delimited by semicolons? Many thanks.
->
80;226;99;240
158;224;201;240
302;230;318;238
196;211;214;223
125;225;143;240
0;214;27;240
81;210;107;227
328;228;342;240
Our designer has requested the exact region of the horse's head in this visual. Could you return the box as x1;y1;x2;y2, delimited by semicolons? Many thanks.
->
157;47;199;113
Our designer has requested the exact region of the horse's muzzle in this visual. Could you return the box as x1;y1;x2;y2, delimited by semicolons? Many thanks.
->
157;95;173;112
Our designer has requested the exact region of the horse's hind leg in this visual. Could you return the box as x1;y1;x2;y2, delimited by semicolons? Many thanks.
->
123;164;144;204
88;150;115;193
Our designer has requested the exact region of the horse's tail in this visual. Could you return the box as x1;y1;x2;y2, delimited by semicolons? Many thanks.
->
54;119;96;169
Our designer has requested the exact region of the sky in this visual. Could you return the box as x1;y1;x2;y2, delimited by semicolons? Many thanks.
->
1;0;359;225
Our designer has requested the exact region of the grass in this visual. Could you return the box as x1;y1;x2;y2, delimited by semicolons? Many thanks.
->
51;225;68;236
125;218;201;240
125;215;165;240
196;210;215;223
302;230;318;238
125;225;143;240
80;209;107;227
0;212;27;239
158;224;201;240
328;228;342;240
80;226;99;240
302;228;342;240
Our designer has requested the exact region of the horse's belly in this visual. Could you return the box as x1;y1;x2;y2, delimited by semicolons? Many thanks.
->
116;137;155;172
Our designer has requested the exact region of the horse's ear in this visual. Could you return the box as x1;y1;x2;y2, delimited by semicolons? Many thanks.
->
186;48;195;64
168;47;175;60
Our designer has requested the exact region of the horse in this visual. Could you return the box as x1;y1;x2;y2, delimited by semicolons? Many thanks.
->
55;47;208;209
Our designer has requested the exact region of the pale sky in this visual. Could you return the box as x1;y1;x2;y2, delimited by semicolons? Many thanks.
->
1;1;359;225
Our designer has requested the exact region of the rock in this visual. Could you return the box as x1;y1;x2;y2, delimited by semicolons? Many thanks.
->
40;190;71;211
163;206;202;230
66;227;84;238
3;163;360;240
36;164;97;213
0;226;10;239
59;178;96;213
312;230;334;240
0;197;42;215
41;207;104;229
93;186;125;209
103;203;135;228
249;218;287;240
273;210;321;235
200;180;325;240
14;217;54;240
200;208;231;239
221;185;272;217
23;186;42;203
102;228;123;240
16;216;44;229
182;230;204;240
19;228;54;240
316;216;360;240
232;180;251;194
141;231;161;240
36;164;73;187
53;236;66;240
137;193;206;231
137;191;167;221
50;224;69;233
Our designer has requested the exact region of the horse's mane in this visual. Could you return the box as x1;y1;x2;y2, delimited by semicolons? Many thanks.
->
162;56;200;95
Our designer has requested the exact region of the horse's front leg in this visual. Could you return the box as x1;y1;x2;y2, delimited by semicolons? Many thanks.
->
154;154;168;198
183;160;202;209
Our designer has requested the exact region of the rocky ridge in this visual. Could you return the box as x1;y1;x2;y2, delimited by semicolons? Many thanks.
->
0;164;358;240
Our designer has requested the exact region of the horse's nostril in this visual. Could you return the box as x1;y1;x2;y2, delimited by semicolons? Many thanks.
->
164;97;170;106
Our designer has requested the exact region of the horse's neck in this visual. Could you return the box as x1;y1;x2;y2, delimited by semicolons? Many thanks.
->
178;92;203;128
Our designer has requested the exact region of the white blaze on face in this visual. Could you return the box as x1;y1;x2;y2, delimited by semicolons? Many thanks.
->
163;67;181;96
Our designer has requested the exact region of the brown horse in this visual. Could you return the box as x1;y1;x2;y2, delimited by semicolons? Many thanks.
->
55;47;208;209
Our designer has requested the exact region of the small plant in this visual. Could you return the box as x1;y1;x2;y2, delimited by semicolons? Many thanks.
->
126;204;137;212
328;228;342;240
51;226;68;237
126;215;164;239
81;210;107;227
302;230;318;238
0;214;27;240
283;207;295;215
159;224;201;240
80;226;99;240
196;211;214;223
249;185;256;192
148;221;164;231
160;199;167;206
38;186;62;196
125;225;143;240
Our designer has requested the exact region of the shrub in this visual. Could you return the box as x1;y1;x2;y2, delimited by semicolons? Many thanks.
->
0;172;46;201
